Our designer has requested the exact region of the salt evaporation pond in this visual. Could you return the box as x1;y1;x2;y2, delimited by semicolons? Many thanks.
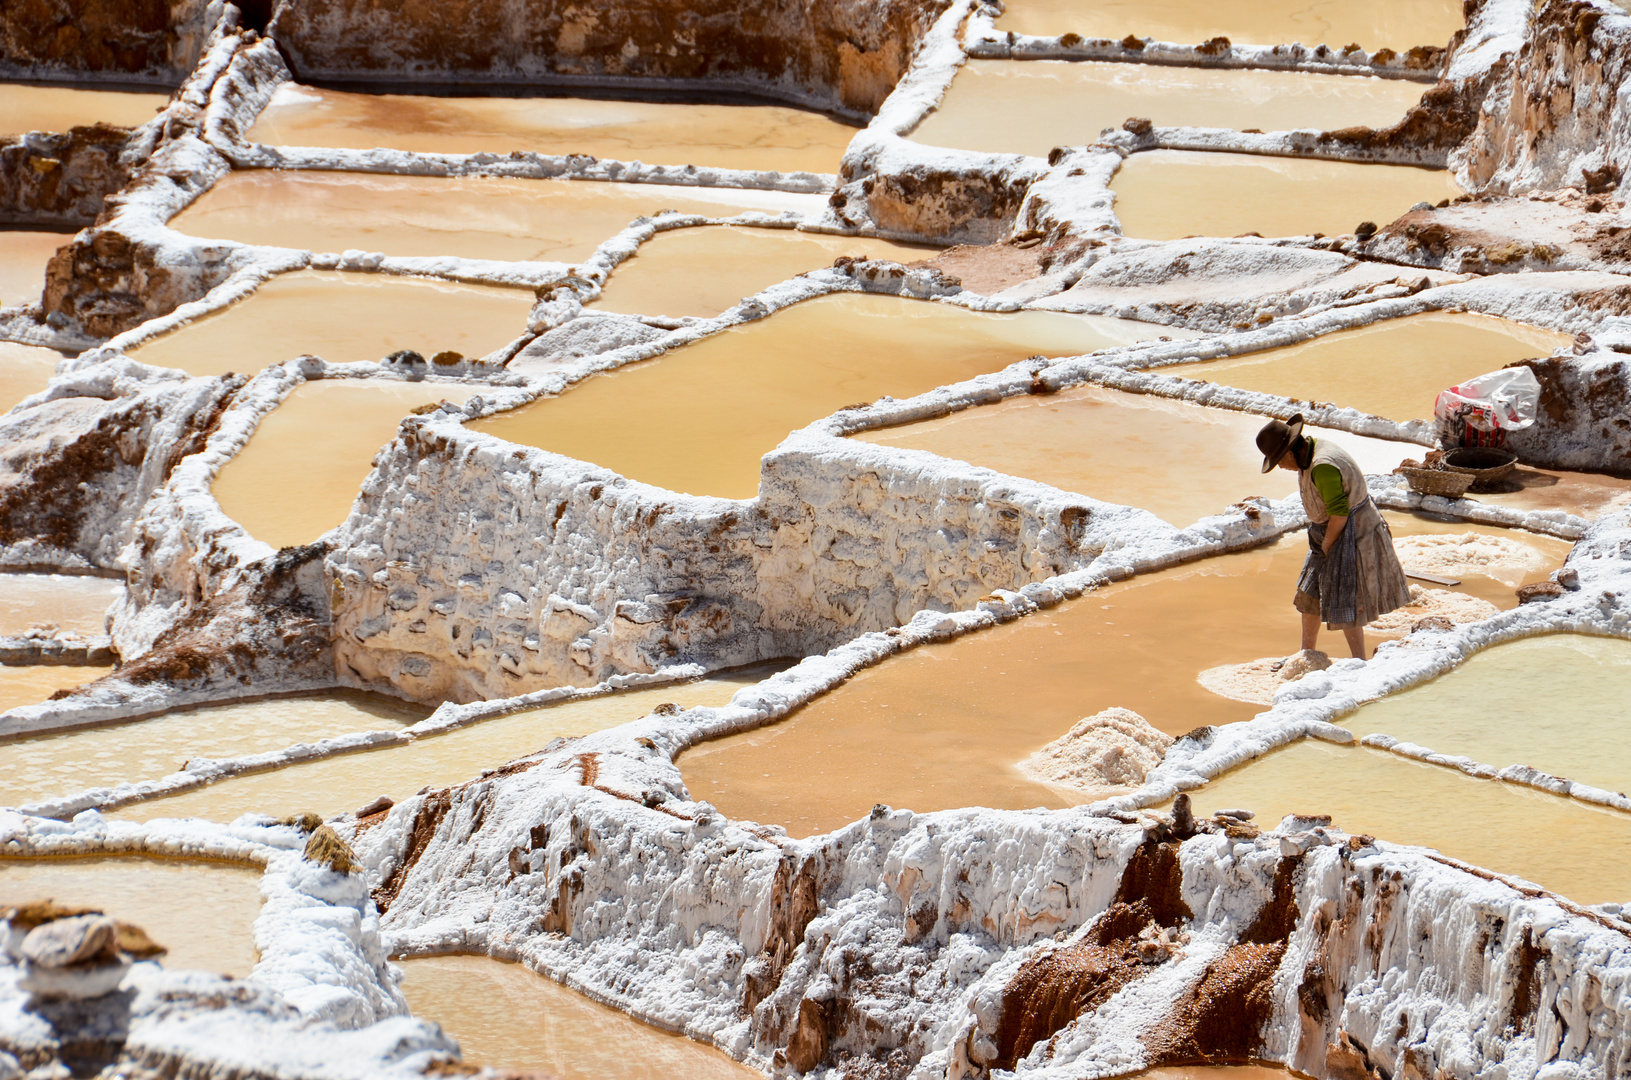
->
0;230;64;308
854;385;1409;527
1176;740;1631;905
211;380;484;550
0;665;112;714
592;226;934;318
0;856;261;976
0;572;121;636
0;341;60;414
131;271;534;378
114;675;769;824
1;691;428;809
679;514;1566;837
169;172;823;264
992;0;1465;52
1168;311;1571;423
398;955;760;1080
1353;635;1631;796
910;61;1430;159
0;84;169;134
247;84;859;175
474;292;1182;498
1112;150;1463;240
1450;465;1631;521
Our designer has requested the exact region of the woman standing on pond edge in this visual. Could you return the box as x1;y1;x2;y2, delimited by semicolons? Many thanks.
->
1257;413;1411;660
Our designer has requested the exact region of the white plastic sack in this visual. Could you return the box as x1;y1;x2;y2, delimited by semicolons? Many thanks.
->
1434;367;1541;432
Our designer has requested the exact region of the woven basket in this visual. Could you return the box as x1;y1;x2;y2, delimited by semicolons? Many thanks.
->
1443;446;1519;484
1397;466;1475;497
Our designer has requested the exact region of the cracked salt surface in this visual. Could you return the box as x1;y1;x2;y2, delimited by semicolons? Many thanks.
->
129;271;534;378
1173;738;1631;904
169;171;826;264
473;292;1181;498
247;83;860;176
851;384;1410;528
991;0;1466;51
680;512;1556;836
910;61;1433;159
0;690;427;809
110;675;766;823
398;954;759;1080
1164;310;1571;423
0;856;262;976
1112;150;1463;240
1353;634;1631;799
211;379;485;550
591;225;935;318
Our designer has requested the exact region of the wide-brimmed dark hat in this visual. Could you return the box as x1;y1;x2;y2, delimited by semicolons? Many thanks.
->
1256;413;1305;473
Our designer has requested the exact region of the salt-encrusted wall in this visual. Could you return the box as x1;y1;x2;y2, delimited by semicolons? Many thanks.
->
0;125;134;229
268;0;952;119
325;410;1131;703
1506;350;1631;474
1458;0;1631;197
0;0;214;85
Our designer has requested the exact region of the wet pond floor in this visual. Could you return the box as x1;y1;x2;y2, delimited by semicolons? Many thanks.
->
1164;311;1572;423
592;225;935;318
0;84;170;134
247;83;859;176
130;270;534;377
853;385;1411;527
1;690;428;809
474;292;1182;499
991;0;1465;52
679;513;1567;837
911;61;1431;160
1112;150;1463;241
0;572;121;636
0;665;113;715
169;172;825;265
211;378;484;550
112;674;767;824
1174;739;1631;905
1349;634;1631;796
0;230;65;309
0;341;62;414
398;955;759;1080
0;855;262;976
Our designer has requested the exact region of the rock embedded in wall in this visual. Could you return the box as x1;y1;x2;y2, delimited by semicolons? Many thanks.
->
0;125;133;231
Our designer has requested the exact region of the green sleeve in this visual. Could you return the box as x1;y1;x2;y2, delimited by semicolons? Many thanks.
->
1311;463;1350;517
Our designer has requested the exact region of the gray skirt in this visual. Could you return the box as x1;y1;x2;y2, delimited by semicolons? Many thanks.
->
1295;499;1412;630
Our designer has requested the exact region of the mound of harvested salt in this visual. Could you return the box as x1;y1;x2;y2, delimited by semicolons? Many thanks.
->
1392;532;1550;588
1018;707;1174;794
1199;649;1332;705
1369;585;1498;634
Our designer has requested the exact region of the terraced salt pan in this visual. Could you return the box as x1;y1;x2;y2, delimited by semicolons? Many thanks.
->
1112;150;1463;240
473;292;1180;498
0;341;61;413
0;665;112;714
853;385;1411;527
0;83;169;134
211;379;484;550
398;955;759;1080
130;271;534;378
679;514;1561;837
992;0;1465;50
909;62;1431;159
169;172;824;264
247;84;858;176
1165;311;1571;423
113;675;767;824
1353;635;1631;797
1176;740;1631;905
1453;465;1631;521
592;226;934;318
0;572;121;636
0;856;261;976
1;691;428;810
0;230;65;308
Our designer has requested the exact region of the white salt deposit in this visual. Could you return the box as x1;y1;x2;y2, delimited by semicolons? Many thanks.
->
1393;531;1556;588
1016;707;1175;794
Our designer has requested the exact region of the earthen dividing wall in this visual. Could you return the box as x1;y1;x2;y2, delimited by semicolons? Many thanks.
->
0;0;214;85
